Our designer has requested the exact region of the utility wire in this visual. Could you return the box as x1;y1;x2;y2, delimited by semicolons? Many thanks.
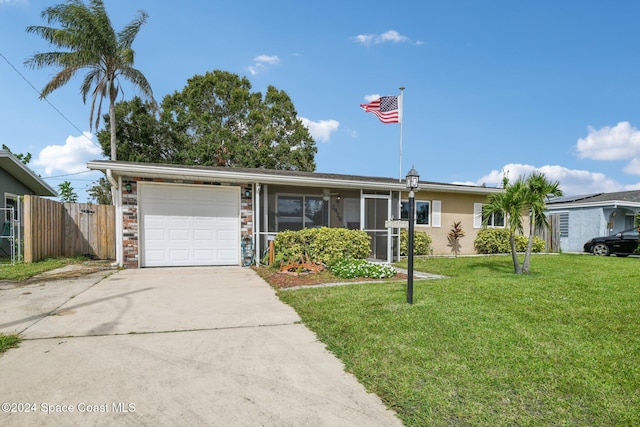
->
0;51;99;147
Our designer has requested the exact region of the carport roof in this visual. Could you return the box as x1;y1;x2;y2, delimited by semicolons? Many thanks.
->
87;160;503;195
0;150;57;196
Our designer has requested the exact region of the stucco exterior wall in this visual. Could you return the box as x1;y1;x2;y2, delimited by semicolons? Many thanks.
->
411;191;492;256
559;206;639;252
0;168;33;206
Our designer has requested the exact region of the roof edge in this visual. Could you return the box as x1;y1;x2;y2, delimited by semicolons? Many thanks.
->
0;151;57;196
87;160;503;195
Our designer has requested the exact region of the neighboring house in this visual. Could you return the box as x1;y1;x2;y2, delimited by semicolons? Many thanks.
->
1;150;57;204
546;190;640;252
87;160;503;268
1;150;57;260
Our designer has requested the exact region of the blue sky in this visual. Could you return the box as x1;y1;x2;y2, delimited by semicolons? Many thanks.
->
2;0;640;201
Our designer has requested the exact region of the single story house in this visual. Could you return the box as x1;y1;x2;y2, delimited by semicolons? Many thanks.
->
1;150;57;261
545;190;640;252
1;150;57;211
87;160;504;268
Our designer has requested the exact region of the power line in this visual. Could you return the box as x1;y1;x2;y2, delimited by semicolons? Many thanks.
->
44;170;96;179
0;51;99;147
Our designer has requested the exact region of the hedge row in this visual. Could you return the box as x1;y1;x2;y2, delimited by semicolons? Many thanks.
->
474;228;546;254
272;227;370;266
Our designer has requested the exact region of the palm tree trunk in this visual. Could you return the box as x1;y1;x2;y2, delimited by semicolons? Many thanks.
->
510;232;522;274
109;97;117;161
523;210;535;274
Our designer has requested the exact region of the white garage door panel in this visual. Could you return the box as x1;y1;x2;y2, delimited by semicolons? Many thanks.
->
141;185;240;267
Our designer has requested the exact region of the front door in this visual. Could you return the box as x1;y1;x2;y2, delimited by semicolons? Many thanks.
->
362;194;391;262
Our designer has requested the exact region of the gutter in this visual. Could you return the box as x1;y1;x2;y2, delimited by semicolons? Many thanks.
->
88;161;502;196
106;169;118;189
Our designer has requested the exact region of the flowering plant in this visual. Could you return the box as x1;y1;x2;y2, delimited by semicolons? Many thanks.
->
330;259;397;279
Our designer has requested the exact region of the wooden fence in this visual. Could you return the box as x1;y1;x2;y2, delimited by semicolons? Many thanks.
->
536;213;561;253
24;195;115;263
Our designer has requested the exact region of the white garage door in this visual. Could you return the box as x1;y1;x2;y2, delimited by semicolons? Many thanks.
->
140;184;240;267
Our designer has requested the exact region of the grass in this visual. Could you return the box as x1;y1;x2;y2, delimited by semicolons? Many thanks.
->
0;334;21;354
276;254;640;426
0;257;87;281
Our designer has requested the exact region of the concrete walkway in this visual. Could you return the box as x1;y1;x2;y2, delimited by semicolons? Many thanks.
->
0;267;402;426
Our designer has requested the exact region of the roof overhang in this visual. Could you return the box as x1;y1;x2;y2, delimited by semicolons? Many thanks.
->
0;151;57;196
87;160;503;196
547;200;640;210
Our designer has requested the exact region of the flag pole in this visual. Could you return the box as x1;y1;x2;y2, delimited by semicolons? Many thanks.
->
399;87;405;182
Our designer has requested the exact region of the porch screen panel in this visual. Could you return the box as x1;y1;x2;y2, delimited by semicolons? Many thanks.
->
277;196;303;231
276;195;328;231
364;198;388;229
305;197;328;228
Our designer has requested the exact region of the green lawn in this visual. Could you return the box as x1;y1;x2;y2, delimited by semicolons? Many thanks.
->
277;254;640;426
0;257;85;281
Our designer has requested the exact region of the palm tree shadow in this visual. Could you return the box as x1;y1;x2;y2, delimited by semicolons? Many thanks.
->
465;257;515;274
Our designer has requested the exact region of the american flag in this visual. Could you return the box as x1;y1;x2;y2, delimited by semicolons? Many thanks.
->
360;96;400;124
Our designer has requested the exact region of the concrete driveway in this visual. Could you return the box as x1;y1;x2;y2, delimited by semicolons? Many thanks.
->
0;267;402;426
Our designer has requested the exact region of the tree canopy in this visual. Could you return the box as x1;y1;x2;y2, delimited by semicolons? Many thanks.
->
25;0;155;161
2;145;32;165
58;181;78;203
97;70;317;171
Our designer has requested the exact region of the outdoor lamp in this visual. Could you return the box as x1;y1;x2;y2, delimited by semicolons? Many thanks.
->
406;166;420;191
405;166;419;304
125;182;132;193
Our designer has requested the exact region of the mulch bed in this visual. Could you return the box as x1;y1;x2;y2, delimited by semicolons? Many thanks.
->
253;266;407;289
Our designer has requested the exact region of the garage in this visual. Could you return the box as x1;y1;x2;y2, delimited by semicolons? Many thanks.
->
140;183;240;267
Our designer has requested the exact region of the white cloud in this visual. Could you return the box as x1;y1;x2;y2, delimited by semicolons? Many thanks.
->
299;117;340;143
33;132;103;176
0;0;27;6
352;30;422;46
623;157;640;175
248;54;280;75
254;54;279;64
575;121;640;174
377;30;409;44
467;163;640;196
363;94;380;103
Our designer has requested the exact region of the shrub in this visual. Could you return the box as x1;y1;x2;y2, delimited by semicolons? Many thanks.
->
273;227;371;267
400;229;432;256
474;228;546;254
330;259;397;279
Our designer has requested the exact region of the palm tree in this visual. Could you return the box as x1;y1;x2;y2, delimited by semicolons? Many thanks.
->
483;177;528;274
25;0;155;161
484;172;563;275
521;172;563;274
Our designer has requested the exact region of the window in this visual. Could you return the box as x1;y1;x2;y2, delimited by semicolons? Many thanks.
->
474;203;505;228
485;211;505;227
401;200;430;225
277;195;328;231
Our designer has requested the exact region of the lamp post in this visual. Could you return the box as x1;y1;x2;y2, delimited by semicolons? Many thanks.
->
406;166;419;304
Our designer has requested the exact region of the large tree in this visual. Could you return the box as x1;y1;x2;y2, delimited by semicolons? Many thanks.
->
97;70;317;171
25;0;155;161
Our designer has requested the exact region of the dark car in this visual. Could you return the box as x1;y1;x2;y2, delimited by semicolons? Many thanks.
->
583;227;640;256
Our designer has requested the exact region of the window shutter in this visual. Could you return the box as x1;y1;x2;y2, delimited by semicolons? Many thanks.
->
432;200;441;227
473;203;483;229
